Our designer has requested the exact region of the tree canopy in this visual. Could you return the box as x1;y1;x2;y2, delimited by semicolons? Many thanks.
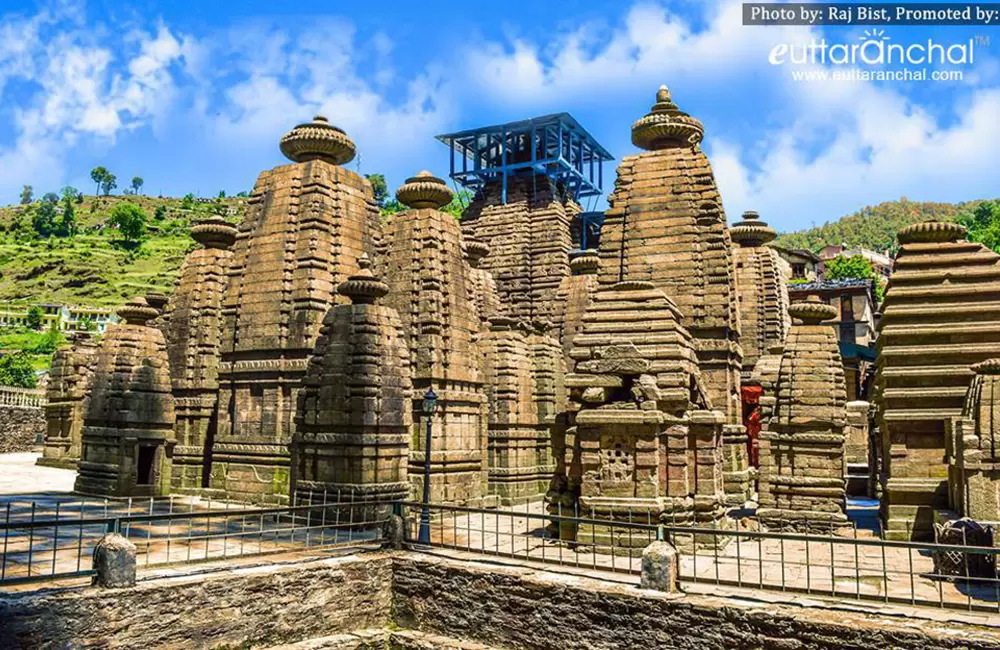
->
825;254;885;302
0;352;37;388
958;200;1000;253
108;202;148;246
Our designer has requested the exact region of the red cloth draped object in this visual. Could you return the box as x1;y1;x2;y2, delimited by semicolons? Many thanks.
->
741;385;763;468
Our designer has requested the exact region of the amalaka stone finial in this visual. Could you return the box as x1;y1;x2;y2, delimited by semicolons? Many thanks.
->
396;170;453;209
730;210;777;247
788;295;837;324
569;249;600;275
631;84;705;151
117;297;159;326
191;217;238;250
465;239;491;266
145;293;168;313
279;114;357;166
337;253;389;304
897;219;967;245
973;358;1000;375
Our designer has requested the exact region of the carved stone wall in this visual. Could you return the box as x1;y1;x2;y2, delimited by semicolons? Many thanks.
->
39;333;97;469
876;220;1000;539
291;257;412;511
461;175;579;323
214;117;380;503
75;298;176;497
553;250;600;362
758;298;847;531
162;217;236;491
600;86;746;504
382;172;488;505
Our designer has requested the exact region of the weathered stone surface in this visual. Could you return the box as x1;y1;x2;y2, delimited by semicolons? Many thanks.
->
38;332;97;468
0;406;44;454
876;220;1000;539
599;86;746;505
758;298;848;531
214;118;380;504
0;554;394;649
393;554;1000;650
92;533;136;588
641;540;679;592
462;175;579;323
291;256;412;512
553;250;600;361
163;217;236;492
383;172;489;506
75;297;176;497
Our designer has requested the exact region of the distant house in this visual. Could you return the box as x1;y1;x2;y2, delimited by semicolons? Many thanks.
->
770;245;821;282
818;243;894;280
0;303;117;333
788;278;878;402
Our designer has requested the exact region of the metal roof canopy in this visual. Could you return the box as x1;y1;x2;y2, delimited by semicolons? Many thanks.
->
436;112;614;203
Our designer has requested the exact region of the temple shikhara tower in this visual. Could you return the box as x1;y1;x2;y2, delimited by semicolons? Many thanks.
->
214;116;381;502
382;172;489;505
758;297;847;530
599;86;749;505
38;332;98;469
876;220;1000;539
162;217;237;492
75;298;176;497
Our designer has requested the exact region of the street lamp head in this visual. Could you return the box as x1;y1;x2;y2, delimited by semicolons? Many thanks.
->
422;387;439;415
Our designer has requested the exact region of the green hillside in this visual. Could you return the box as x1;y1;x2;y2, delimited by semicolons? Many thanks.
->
0;194;245;307
774;197;992;253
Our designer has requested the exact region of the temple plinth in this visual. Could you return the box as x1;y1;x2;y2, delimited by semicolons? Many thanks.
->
758;297;847;531
75;298;176;497
214;116;381;503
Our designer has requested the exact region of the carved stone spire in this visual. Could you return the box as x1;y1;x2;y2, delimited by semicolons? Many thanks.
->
279;115;357;165
730;210;778;247
337;254;389;304
396;170;453;209
630;85;705;150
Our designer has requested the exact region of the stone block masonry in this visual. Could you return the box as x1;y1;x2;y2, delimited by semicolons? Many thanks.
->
0;405;43;454
5;552;999;649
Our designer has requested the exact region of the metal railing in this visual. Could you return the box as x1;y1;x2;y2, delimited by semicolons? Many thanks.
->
6;495;1000;614
399;501;1000;613
0;493;389;586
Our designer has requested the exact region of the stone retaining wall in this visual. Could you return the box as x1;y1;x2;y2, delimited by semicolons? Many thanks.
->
0;405;44;454
3;551;1000;649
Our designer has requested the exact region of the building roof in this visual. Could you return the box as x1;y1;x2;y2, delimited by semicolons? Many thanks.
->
768;244;821;263
788;278;873;293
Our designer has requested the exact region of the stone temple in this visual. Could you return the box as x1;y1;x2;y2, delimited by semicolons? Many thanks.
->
52;84;999;551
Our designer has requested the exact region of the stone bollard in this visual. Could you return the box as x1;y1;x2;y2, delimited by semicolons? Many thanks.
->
641;540;680;593
385;514;406;550
92;533;137;588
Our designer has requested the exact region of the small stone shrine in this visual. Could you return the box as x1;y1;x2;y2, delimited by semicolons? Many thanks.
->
758;297;847;531
74;298;176;497
876;220;1000;539
162;217;237;492
38;332;98;469
557;280;726;548
382;171;489;505
553;250;600;360
290;255;412;511
214;116;380;503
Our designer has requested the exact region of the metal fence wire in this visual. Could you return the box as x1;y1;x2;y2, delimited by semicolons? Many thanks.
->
5;496;1000;614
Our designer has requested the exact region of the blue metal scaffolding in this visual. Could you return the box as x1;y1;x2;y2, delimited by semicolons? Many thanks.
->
436;113;614;204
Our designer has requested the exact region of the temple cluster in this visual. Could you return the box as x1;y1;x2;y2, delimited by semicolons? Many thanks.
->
38;85;1000;541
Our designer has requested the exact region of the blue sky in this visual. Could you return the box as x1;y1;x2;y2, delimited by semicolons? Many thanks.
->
0;0;998;232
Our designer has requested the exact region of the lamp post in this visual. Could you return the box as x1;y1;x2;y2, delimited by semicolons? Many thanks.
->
417;387;438;545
